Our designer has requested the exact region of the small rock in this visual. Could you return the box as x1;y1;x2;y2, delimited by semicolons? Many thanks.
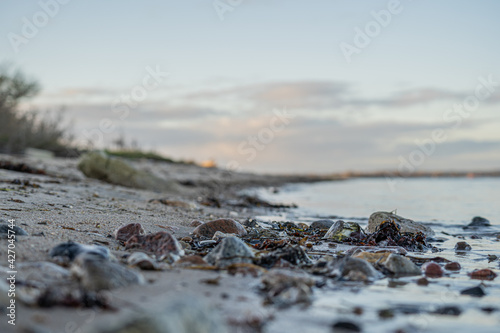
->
310;219;335;230
352;251;391;264
0;223;28;238
332;321;361;332
175;255;209;268
382;254;421;276
444;262;461;271
324;220;363;241
192;219;247;239
416;277;429;286
114;223;145;242
49;241;110;263
455;241;471;252
189;220;204;227
339;257;383;281
378;308;394;319
422;262;444;277
469;269;497;281
432;306;462;316
256;244;312;269
466;216;491;228
71;252;145;291
212;231;237;241
367;211;434;236
125;231;184;262
460;284;486;297
204;236;254;268
261;269;315;307
127;252;163;270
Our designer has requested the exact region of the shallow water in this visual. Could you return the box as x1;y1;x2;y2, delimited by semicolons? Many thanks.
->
251;178;500;333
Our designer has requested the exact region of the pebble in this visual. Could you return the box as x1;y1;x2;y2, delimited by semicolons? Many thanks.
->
261;269;315;307
422;262;444;277
192;218;247;238
339;257;383;281
189;220;204;227
0;222;28;238
466;216;491;228
175;255;209;267
455;241;472;252
49;241;110;263
256;244;312;268
71;252;145;291
332;321;362;332
382;254;421;276
469;269;497;281
460;284;486;297
310;219;335;230
125;231;184;262
444;262;461;271
324;220;363;241
204;236;254;268
212;231;237;241
127;252;163;270
416;277;429;286
432;306;462;316
114;223;145;242
367;211;434;236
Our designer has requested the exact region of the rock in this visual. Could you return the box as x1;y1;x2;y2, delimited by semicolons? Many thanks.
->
460;284;486;297
416;277;429;286
49;241;110;263
0;223;28;238
445;262;461;271
382;254;421;276
204;236;254;268
455;241;471;252
432;306;462;316
71;252;145;291
310;219;335;230
324;220;363;241
466;216;491;228
114;223;145;242
469;269;497;281
127;252;164;270
338;257;383;281
261;269;315;307
189;220;204;227
212;231;237;241
192;219;247;239
256;244;313;269
15;262;71;286
332;321;361;332
175;255;209;268
367;211;434;236
422;262;444;277
353;251;391;264
125;231;184;262
86;295;228;333
78;151;182;192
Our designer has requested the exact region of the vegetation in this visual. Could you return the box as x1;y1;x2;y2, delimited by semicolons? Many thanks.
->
105;149;194;164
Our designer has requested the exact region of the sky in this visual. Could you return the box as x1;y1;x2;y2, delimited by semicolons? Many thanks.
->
1;0;499;174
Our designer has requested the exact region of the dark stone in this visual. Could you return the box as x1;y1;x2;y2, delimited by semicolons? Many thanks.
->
192;219;247;239
125;231;184;262
444;262;461;271
332;321;361;332
416;277;429;286
469;269;497;281
256;244;312;269
49;241;110;262
422;262;444;277
310;219;335;230
466;216;491;228
114;223;145;242
433;306;462;316
455;241;471;252
460;285;486;297
0;223;28;236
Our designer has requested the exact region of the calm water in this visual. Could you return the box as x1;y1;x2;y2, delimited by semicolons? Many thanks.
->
256;177;500;226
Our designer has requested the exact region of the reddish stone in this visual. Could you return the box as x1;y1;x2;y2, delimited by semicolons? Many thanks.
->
114;223;144;242
469;269;497;281
175;255;208;267
455;241;471;251
192;218;247;238
445;262;461;271
422;262;444;277
125;231;184;260
416;277;429;286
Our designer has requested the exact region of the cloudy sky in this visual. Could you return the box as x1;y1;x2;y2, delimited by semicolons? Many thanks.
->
1;0;499;173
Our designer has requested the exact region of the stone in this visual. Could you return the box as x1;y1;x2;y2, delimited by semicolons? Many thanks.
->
175;255;209;268
455;241;471;252
49;241;110;262
339;257;383;281
261;269;315;307
310;219;335;230
15;262;71;286
466;216;491;228
256;244;313;268
189;220;204;227
204;236;254;268
332;321;361;332
125;231;184;262
85;295;228;333
469;269;497;281
192;219;247;239
114;223;145;242
353;251;391;264
324;220;363;241
382;254;421;276
212;231;237;241
416;277;429;286
445;262;461;271
460;285;486;297
422;262;444;277
127;252;164;270
78;151;182;192
0;223;28;238
432;306;462;316
367;211;434;236
71;252;145;291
